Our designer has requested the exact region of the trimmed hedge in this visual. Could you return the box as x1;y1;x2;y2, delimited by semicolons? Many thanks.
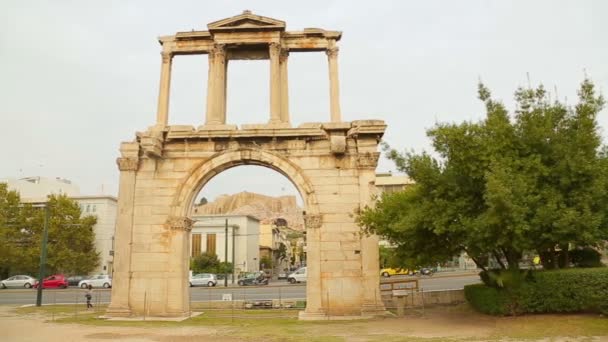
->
465;267;608;315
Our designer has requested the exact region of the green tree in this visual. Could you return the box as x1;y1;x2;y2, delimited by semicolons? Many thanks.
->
274;242;287;263
259;255;273;270
359;79;608;271
190;252;220;273
0;187;100;277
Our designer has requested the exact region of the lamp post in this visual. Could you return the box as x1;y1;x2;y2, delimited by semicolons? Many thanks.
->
35;205;50;307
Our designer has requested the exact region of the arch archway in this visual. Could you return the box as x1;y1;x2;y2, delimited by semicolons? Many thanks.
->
170;148;319;219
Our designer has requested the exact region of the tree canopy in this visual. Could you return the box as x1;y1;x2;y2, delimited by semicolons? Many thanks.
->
359;80;608;270
0;184;100;278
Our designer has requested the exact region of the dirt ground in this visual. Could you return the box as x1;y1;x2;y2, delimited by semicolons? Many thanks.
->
1;305;607;342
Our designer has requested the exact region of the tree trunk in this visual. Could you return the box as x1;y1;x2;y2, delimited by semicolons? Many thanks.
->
493;251;506;269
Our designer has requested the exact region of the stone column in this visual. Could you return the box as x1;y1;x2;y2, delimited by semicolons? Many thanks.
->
357;152;386;316
156;51;173;127
269;42;281;124
279;49;290;124
222;59;229;124
165;216;194;316
205;44;226;125
106;156;139;317
299;213;326;320
327;46;342;122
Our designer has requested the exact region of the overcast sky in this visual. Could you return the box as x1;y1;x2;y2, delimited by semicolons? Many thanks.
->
1;0;606;202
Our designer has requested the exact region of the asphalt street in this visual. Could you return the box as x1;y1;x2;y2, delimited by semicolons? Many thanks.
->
0;273;480;306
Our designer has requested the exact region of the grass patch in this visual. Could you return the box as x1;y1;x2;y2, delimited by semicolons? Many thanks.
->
10;303;608;341
491;314;608;340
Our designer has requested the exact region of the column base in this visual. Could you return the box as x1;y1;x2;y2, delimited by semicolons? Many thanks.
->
105;305;132;317
361;303;389;318
197;124;238;131
241;123;291;129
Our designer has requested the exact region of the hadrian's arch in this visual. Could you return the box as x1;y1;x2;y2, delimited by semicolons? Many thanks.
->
107;11;387;320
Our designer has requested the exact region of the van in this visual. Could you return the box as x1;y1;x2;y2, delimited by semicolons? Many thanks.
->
287;267;307;284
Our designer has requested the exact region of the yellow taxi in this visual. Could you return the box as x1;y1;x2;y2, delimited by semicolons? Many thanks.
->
380;268;416;277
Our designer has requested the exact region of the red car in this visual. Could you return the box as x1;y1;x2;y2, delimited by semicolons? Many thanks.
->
33;274;68;289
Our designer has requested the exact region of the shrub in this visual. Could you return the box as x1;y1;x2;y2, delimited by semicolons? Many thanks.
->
570;247;604;268
465;267;608;315
464;284;513;315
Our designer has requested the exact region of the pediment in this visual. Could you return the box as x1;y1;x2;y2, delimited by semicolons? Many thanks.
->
208;11;285;32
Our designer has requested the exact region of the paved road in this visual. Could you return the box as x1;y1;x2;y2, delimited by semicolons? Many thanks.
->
0;274;480;306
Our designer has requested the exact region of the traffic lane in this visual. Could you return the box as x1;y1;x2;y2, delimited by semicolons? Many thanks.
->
190;284;305;302
0;274;482;305
382;274;481;291
0;288;111;305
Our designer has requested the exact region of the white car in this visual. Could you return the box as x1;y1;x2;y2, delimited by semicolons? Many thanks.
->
78;274;112;288
189;273;217;287
287;267;307;284
1;275;37;289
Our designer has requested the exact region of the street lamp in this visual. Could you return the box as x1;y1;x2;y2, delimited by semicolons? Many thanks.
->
34;204;50;307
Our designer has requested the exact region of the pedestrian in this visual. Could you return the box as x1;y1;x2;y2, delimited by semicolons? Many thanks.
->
85;284;93;309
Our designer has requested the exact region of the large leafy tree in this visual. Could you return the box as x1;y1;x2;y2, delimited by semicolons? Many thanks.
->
359;80;607;270
0;184;100;277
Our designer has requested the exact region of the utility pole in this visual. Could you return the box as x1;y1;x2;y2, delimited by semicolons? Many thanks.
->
231;225;236;285
36;205;50;307
224;219;228;287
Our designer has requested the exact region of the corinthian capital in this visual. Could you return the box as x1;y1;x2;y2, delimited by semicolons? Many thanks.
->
279;48;289;63
166;216;194;231
212;44;226;59
326;47;339;58
269;42;281;55
356;152;380;169
116;157;139;171
304;214;323;229
161;51;173;63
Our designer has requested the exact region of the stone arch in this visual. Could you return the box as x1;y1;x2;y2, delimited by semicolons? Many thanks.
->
170;148;319;218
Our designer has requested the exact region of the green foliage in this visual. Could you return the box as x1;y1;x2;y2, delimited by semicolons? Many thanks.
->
465;268;608;315
190;252;233;274
464;284;512;315
479;269;533;289
216;261;233;275
273;243;287;263
359;79;608;270
259;255;273;269
569;246;604;268
190;252;220;273
0;185;99;277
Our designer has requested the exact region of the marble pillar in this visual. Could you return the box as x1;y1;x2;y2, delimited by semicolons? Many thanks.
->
156;52;173;127
327;47;342;122
106;156;139;317
269;42;281;124
205;44;227;125
279;49;290;124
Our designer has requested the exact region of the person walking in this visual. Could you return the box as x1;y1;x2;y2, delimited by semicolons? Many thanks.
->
85;284;93;309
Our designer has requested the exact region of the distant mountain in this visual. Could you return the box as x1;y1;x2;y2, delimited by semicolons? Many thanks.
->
193;191;304;230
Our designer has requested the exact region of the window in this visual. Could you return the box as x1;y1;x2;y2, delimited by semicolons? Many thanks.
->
206;234;216;255
191;234;202;256
92;205;96;212
86;205;90;213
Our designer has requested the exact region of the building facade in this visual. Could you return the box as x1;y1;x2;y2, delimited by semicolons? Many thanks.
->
3;176;116;275
190;214;260;274
72;196;117;274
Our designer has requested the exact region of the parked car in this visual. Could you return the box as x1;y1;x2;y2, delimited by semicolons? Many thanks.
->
33;274;68;289
189;273;217;287
237;271;269;286
380;268;416;277
287;267;307;284
1;275;36;289
78;274;112;288
66;275;88;287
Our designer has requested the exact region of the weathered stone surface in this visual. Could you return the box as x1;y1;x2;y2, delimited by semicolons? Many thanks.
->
109;12;387;321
